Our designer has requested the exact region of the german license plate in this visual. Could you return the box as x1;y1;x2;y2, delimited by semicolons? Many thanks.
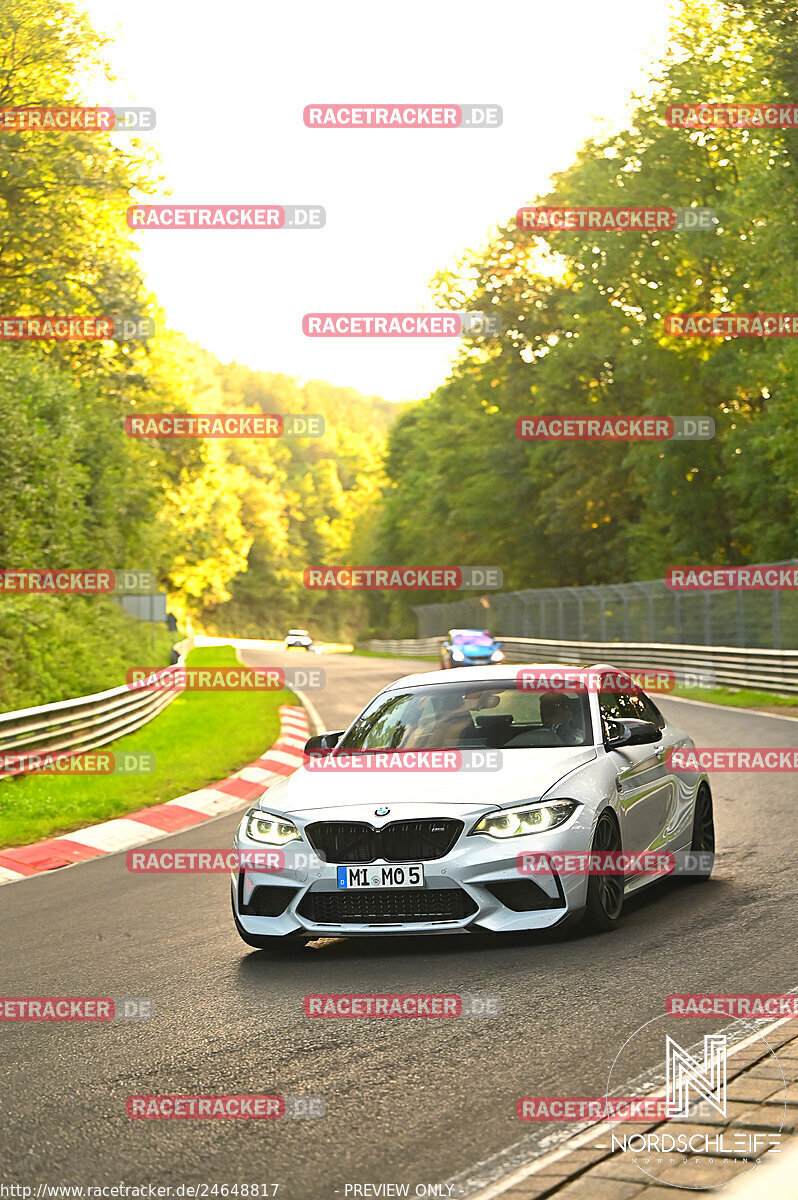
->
336;864;424;889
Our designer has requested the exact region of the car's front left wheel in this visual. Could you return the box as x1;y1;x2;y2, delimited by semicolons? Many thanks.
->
583;811;624;933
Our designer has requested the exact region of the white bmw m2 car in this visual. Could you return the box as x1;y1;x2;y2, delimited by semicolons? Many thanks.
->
231;664;714;946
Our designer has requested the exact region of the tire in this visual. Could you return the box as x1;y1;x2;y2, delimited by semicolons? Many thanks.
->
583;812;624;933
687;785;715;882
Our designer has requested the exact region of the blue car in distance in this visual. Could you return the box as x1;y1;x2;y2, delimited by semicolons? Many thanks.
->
440;628;505;669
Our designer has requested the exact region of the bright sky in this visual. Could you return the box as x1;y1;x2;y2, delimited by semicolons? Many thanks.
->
85;0;675;403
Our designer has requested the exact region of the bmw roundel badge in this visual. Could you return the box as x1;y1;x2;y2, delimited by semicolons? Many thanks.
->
375;806;390;816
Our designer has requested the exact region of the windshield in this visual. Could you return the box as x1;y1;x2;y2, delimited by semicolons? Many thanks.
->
452;632;493;646
337;682;593;751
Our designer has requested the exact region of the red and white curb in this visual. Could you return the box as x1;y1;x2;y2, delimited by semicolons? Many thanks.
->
0;703;310;885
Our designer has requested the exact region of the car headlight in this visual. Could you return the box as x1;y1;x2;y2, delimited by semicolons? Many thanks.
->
245;809;301;845
490;649;505;662
469;800;578;839
451;648;465;661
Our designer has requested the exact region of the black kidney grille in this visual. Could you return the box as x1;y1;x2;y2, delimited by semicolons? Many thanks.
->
297;887;477;924
306;821;374;862
383;819;462;859
305;818;463;863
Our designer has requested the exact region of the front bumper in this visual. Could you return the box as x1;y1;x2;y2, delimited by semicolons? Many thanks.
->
232;814;595;938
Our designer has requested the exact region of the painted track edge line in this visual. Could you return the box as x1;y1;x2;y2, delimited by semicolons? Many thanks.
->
453;1011;797;1200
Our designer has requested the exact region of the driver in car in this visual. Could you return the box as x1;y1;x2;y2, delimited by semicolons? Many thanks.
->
539;692;586;745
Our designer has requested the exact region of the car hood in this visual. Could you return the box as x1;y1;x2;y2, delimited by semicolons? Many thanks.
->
255;747;597;818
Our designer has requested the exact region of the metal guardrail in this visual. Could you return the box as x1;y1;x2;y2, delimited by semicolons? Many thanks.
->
413;560;798;650
0;637;194;777
367;637;443;657
367;636;798;695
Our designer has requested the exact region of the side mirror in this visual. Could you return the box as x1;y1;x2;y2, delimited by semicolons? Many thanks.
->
605;718;661;749
304;730;344;757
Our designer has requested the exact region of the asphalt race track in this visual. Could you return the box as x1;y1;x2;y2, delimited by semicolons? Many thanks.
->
2;649;797;1198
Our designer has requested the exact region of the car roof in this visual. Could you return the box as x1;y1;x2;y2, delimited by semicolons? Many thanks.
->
384;662;586;689
384;662;644;690
448;628;490;636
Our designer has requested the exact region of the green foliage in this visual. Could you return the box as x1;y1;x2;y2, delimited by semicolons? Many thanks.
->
159;342;397;640
0;645;287;847
0;0;400;696
0;595;174;710
371;0;798;632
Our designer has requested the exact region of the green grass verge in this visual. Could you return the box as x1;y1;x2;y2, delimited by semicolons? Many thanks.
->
671;686;798;711
0;646;293;849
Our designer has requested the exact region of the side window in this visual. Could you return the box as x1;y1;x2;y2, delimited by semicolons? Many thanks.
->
599;691;639;738
629;689;666;731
